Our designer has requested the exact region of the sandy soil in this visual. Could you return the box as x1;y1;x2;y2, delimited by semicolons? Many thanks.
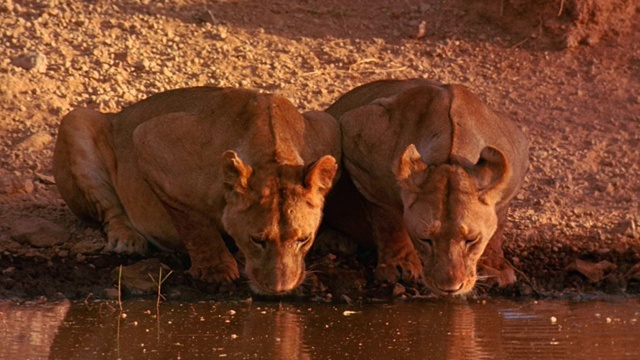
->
1;0;639;302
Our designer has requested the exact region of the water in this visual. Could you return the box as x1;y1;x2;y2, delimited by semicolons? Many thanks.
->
1;298;639;359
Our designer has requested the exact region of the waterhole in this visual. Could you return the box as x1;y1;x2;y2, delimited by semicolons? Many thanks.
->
1;298;638;359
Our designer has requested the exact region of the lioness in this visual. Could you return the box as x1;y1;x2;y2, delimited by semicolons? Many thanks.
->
53;87;340;295
324;79;529;296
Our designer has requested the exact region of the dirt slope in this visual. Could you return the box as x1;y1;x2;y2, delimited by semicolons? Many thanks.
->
1;0;639;301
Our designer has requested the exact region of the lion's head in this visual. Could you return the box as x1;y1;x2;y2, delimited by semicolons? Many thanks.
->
220;151;337;295
394;144;510;296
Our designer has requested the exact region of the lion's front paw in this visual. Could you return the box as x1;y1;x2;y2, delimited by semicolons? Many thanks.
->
104;224;148;255
375;252;423;284
189;260;240;284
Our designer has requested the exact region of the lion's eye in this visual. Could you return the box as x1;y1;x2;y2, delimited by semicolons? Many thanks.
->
297;236;312;245
251;237;267;249
419;238;433;247
295;236;312;250
465;236;481;248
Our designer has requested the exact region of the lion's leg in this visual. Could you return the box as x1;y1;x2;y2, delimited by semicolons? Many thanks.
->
163;205;239;283
478;207;515;286
53;108;147;254
369;205;422;283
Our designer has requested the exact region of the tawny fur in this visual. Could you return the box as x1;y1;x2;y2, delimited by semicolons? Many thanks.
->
53;87;341;295
324;79;529;296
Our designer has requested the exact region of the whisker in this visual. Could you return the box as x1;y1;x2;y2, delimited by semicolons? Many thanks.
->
304;269;320;276
306;262;322;272
301;274;315;286
306;261;327;276
470;282;488;297
476;275;494;281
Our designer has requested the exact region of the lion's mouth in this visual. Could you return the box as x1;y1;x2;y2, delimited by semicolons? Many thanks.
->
428;277;476;297
246;264;307;295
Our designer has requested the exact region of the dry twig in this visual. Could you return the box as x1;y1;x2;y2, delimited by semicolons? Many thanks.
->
149;266;173;312
117;265;123;313
558;0;565;17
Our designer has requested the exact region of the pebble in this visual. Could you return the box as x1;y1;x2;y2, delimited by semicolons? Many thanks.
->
104;287;119;299
71;239;105;255
0;170;35;195
11;52;48;72
16;131;53;152
0;0;13;12
392;282;406;297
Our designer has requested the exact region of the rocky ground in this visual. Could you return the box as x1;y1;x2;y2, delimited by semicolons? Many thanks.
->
1;0;639;303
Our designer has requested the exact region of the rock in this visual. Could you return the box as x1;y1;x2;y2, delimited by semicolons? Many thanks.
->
134;59;150;71
564;259;617;283
23;179;34;194
602;273;626;295
613;219;638;238
392;282;406;297
0;0;13;13
110;259;172;295
517;282;534;296
16;131;53;152
70;239;105;255
10;218;70;248
625;262;640;281
47;96;70;115
104;287;119;299
612;239;632;253
198;9;219;25
12;52;47;72
415;20;427;39
0;169;35;195
0;235;23;253
34;172;56;185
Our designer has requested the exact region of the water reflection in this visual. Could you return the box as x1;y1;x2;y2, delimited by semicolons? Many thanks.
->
2;298;639;359
0;300;69;359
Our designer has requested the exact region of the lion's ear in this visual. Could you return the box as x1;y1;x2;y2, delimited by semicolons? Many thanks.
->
305;155;338;196
394;144;428;192
222;150;253;194
474;146;510;205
